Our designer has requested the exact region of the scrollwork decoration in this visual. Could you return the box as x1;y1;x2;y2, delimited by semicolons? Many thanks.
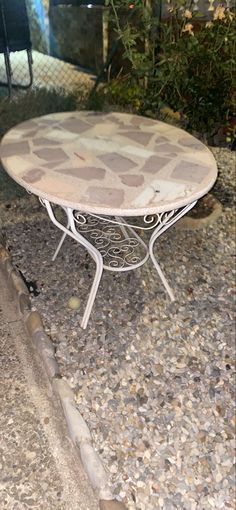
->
73;210;178;232
68;207;182;270
74;212;87;226
43;201;189;271
71;212;147;269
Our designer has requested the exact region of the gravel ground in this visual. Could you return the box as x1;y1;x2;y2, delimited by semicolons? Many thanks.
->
0;270;98;510
0;318;67;510
2;147;236;510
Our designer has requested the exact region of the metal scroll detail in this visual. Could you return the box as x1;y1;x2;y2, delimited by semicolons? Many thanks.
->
73;210;177;232
41;198;197;328
71;208;182;271
73;211;148;271
40;199;196;272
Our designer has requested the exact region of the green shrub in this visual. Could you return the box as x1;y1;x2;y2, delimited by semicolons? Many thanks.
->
152;9;236;138
105;0;236;141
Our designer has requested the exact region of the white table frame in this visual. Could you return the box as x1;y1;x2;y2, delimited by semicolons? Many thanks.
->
41;198;197;329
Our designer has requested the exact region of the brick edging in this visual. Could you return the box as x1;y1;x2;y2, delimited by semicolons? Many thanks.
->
176;193;223;230
0;242;127;510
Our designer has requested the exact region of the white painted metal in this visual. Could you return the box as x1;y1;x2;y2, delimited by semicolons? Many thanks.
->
149;201;197;301
42;199;197;328
44;200;103;329
52;220;69;262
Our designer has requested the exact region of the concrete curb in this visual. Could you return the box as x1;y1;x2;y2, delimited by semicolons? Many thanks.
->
176;194;223;230
0;242;127;510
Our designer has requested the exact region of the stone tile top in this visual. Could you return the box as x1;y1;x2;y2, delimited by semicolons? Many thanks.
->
0;111;218;215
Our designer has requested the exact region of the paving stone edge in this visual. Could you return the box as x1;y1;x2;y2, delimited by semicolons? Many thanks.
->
0;241;127;510
176;193;223;230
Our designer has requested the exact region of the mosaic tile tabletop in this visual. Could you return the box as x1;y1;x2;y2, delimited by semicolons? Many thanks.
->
0;111;218;216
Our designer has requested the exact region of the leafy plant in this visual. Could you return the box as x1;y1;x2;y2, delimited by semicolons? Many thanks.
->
105;0;236;142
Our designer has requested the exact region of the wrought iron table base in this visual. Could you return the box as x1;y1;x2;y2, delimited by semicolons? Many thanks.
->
42;199;197;329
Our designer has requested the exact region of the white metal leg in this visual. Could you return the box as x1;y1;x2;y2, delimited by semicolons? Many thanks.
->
52;219;69;261
115;216;130;240
149;201;197;301
44;200;103;329
67;208;103;329
41;199;197;328
149;253;175;301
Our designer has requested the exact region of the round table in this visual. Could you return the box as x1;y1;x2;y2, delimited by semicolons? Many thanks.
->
0;111;218;328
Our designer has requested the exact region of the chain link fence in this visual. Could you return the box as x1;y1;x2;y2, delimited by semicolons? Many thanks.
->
0;0;103;98
1;0;229;98
0;48;94;94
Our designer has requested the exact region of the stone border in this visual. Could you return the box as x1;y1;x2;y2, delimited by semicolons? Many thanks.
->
0;241;127;510
176;194;223;230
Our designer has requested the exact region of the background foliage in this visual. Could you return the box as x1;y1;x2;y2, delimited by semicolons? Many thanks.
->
99;0;236;144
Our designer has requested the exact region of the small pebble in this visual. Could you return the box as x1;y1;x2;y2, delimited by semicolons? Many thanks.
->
4;147;235;510
67;296;81;310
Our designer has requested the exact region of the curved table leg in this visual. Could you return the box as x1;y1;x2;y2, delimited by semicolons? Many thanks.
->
149;201;197;301
149;246;175;301
67;208;104;329
42;199;197;327
44;201;103;329
52;220;69;261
